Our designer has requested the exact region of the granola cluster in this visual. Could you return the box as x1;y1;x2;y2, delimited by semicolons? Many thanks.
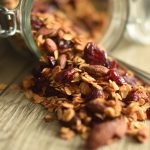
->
21;1;150;149
3;0;148;149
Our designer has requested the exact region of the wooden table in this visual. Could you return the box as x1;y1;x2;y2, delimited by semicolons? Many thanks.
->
0;38;150;150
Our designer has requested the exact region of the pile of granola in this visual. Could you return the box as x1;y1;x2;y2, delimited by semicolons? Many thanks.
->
1;0;147;149
21;1;150;149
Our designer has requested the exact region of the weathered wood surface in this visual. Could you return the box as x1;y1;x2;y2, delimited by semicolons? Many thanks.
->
0;38;150;150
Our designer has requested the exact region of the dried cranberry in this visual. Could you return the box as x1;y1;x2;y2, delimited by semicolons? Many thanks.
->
107;60;117;69
55;68;75;83
124;75;137;86
32;67;41;78
58;39;74;49
32;62;50;78
32;85;42;94
108;69;126;85
87;89;104;100
146;108;150;120
125;89;148;104
84;42;108;66
32;77;48;94
31;16;44;30
48;56;56;68
45;86;66;98
32;65;43;78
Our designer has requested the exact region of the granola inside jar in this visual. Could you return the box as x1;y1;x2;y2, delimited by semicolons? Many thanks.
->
0;0;129;57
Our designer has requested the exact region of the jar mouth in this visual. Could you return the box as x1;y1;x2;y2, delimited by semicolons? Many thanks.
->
19;0;41;58
100;0;129;51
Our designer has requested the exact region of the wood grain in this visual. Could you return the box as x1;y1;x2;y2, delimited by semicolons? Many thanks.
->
0;39;150;150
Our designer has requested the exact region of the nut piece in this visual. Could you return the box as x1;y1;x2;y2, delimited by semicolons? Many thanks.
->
45;38;57;53
58;54;67;69
86;118;127;150
82;65;109;77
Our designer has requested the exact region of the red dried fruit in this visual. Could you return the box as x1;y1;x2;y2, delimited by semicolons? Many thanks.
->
108;69;126;85
87;89;104;100
32;77;48;94
124;75;137;86
125;89;148;104
45;86;66;98
32;84;42;94
87;118;127;150
84;42;107;66
146;108;150;119
31;16;44;30
107;60;117;69
55;68;75;83
32;63;50;78
58;39;74;49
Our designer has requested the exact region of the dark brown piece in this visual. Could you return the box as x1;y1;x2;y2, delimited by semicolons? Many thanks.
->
87;118;127;150
82;65;109;77
134;127;149;143
86;99;105;114
146;108;150;119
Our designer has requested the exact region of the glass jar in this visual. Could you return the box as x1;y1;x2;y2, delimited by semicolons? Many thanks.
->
0;0;150;57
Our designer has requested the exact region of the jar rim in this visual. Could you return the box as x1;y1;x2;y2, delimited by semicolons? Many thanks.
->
100;0;129;51
19;0;41;58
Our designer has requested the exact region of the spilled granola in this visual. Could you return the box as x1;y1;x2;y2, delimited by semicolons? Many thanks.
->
20;0;150;150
